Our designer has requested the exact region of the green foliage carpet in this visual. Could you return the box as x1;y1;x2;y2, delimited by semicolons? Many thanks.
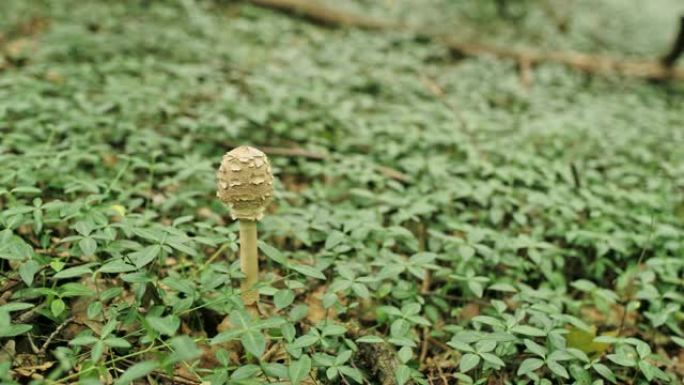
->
1;0;683;384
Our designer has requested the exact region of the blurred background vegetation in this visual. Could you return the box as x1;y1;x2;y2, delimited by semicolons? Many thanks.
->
1;1;683;385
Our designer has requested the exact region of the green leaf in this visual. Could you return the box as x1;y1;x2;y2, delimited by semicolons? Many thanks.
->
638;360;668;382
335;350;353;365
351;283;370;298
459;353;480;372
262;362;288;379
288;354;311;385
253;316;286;330
606;353;636;367
547;360;569;379
488;283;517;292
0;231;33;261
99;259;137;273
356;335;384;344
592;363;617;384
467;280;484;298
241;330;265;357
517;358;544;375
79;237;97;256
146;315;180;336
73;221;93;236
475;340;496;353
523;339;547;358
229;310;251;329
91;340;105;362
511;325;546;337
0;323;32;338
51;299;65;317
258;241;287;265
11;186;41;195
292;334;319;349
161;277;195;294
398;346;412;364
339;366;364;383
114;360;159;385
290;264;326;280
672;336;684;348
130;245;161;268
395;365;411;385
104;337;132;348
166;240;197;257
447;340;475;353
634;341;651;359
0;303;33;312
471;316;504;328
274;289;295;309
326;367;339;380
54;265;93;279
459;245;475;261
325;231;345;249
101;319;118;338
69;335;99;346
61;283;96;297
480;352;505;368
87;302;103;319
168;336;202;362
569;364;591;385
231;364;261;380
321;324;346;337
211;329;243;344
19;260;40;286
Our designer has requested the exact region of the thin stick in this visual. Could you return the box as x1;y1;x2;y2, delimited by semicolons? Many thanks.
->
419;327;430;369
39;316;74;354
18;303;45;323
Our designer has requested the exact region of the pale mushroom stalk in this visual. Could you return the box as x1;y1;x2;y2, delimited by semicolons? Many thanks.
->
217;146;274;308
238;219;259;305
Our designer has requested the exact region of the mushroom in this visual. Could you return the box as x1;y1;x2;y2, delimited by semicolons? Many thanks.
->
217;146;274;308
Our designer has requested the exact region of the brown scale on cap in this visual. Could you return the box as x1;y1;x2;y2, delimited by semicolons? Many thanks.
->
216;146;274;221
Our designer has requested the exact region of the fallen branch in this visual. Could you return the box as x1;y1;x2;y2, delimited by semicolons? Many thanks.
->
440;37;684;81
39;316;74;355
242;0;684;81
247;0;396;30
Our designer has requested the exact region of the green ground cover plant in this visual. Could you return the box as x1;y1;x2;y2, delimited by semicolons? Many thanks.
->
0;0;683;384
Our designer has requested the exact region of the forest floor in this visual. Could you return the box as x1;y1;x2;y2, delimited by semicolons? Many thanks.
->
1;1;683;384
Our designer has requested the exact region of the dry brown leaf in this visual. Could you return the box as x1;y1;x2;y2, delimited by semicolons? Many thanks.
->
459;303;480;322
305;285;335;323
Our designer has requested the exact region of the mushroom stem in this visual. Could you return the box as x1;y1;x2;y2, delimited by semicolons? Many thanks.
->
239;219;259;306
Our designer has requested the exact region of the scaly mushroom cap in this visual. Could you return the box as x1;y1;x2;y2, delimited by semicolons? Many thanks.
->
217;146;274;221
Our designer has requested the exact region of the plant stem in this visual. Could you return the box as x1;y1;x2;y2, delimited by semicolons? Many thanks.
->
239;219;259;307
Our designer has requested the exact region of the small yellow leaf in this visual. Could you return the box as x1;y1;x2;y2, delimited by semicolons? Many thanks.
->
566;326;613;356
110;204;126;217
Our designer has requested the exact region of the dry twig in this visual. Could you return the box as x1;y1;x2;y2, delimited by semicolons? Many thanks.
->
247;0;396;30
39;316;74;354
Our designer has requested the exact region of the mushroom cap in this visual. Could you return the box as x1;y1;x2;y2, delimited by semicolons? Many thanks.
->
217;146;274;221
